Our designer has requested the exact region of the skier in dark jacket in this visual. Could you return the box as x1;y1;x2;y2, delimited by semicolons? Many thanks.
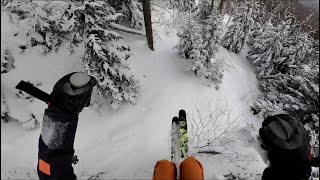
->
37;72;97;180
259;114;314;180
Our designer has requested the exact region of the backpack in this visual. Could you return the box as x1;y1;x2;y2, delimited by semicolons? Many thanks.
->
259;114;312;180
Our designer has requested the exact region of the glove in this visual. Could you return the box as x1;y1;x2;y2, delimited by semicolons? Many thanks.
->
48;72;97;115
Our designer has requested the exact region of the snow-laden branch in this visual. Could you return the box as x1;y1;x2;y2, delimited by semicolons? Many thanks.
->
110;23;146;37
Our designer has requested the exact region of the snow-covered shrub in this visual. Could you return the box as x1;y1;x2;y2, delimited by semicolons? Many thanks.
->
222;1;255;54
1;93;9;122
3;1;74;54
2;0;34;22
109;0;144;30
18;41;28;53
224;172;251;180
21;113;38;129
62;1;140;110
168;0;195;12
1;48;15;73
15;81;41;102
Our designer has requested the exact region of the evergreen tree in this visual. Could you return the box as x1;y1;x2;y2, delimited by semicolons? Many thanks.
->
4;0;140;110
175;18;199;59
193;0;211;21
4;1;78;53
109;0;144;30
3;0;34;22
63;1;140;110
247;21;290;76
202;13;223;62
248;1;269;46
249;13;319;139
283;32;313;75
222;1;255;54
175;12;224;89
254;71;319;128
169;0;195;12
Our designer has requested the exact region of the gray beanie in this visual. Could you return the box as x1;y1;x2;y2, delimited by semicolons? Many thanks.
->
262;115;303;150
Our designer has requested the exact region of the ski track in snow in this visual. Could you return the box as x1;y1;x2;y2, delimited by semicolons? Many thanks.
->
1;11;267;179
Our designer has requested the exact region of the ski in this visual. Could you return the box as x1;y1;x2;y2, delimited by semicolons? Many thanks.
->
178;110;188;159
171;116;180;163
171;109;189;164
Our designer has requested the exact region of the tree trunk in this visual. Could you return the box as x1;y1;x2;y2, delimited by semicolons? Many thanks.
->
218;0;226;14
142;0;154;51
210;0;215;13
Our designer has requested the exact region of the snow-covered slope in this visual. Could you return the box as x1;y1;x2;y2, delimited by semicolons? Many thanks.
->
1;10;267;179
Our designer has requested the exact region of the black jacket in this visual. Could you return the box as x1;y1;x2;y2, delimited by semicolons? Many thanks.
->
37;109;78;180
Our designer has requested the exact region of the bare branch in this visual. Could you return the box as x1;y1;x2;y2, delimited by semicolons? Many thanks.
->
150;2;173;18
190;100;246;150
110;23;146;37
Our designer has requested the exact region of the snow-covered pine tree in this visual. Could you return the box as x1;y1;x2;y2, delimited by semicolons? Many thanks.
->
200;13;224;89
4;0;140;110
109;0;144;30
175;18;199;59
291;40;319;125
63;1;140;110
175;11;224;89
283;30;314;73
254;70;319;128
3;0;34;23
193;0;211;21
169;0;195;12
248;1;269;46
202;13;223;59
247;1;319;151
3;1;75;53
250;21;319;144
222;1;255;54
247;21;290;76
27;5;52;51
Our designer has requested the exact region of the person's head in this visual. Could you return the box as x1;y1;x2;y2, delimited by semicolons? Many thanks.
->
259;114;304;150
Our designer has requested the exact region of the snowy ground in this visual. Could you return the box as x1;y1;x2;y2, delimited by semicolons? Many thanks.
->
1;9;267;179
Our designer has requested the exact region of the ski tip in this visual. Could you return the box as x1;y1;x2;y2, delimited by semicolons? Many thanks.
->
172;117;179;123
179;109;186;120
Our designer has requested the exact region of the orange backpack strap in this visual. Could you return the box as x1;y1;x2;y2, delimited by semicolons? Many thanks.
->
39;159;51;175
